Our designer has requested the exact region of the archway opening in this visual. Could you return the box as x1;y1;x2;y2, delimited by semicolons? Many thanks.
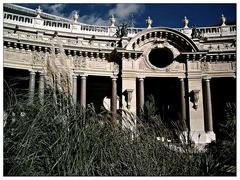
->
210;77;236;140
141;77;180;124
149;48;174;68
77;76;111;113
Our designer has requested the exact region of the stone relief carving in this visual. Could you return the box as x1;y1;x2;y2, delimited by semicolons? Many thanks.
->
4;50;30;63
74;56;87;68
113;62;119;71
231;61;236;71
201;62;208;71
166;67;171;72
32;52;46;65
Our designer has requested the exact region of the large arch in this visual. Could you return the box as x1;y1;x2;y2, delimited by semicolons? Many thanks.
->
126;27;199;52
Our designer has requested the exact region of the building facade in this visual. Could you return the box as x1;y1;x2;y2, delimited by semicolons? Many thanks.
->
3;4;236;144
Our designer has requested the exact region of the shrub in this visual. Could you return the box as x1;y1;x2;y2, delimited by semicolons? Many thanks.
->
203;102;236;176
3;91;236;176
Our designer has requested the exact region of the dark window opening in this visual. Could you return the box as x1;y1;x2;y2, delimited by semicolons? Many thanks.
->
149;48;174;68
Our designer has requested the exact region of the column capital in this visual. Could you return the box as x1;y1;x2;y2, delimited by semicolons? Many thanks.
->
81;76;87;80
178;77;184;81
29;71;36;75
79;73;88;79
138;77;145;81
39;71;46;76
203;76;211;81
111;76;118;80
72;74;78;79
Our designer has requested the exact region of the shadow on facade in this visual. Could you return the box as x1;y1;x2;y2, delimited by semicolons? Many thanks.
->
4;68;33;107
210;77;236;139
140;77;180;125
77;76;111;113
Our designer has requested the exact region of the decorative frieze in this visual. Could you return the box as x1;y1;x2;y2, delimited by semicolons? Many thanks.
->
210;63;232;71
74;56;87;69
89;61;110;70
32;52;46;65
4;50;30;63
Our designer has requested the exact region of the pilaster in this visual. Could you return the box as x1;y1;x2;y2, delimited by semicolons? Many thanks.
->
187;77;206;144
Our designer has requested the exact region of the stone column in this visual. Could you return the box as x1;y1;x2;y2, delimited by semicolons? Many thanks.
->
203;78;213;132
28;71;36;104
179;78;187;130
111;76;117;123
72;74;77;105
80;76;87;108
138;78;145;111
38;71;45;104
187;77;206;143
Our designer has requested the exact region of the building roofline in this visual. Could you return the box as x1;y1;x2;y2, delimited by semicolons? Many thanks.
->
4;3;86;24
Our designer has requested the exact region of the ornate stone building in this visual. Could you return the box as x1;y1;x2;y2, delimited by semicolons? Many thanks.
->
3;4;236;144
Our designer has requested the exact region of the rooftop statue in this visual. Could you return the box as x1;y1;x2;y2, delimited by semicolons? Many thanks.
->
72;11;79;23
110;14;116;27
35;5;42;18
115;23;128;38
182;16;189;28
221;14;226;26
146;16;153;29
191;25;202;39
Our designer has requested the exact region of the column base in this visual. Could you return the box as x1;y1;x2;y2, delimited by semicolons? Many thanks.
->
179;131;188;144
206;131;216;143
122;110;137;140
189;131;216;144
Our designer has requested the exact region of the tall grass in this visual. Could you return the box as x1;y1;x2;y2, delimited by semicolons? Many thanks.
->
202;103;236;176
3;90;236;176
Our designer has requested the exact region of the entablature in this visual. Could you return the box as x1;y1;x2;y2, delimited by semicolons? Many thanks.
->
180;51;236;62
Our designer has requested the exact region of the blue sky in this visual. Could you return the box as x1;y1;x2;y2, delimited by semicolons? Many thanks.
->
16;3;236;28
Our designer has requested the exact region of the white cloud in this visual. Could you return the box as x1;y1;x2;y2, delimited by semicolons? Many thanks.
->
108;4;145;23
41;4;66;18
39;4;145;26
80;4;145;26
80;14;109;26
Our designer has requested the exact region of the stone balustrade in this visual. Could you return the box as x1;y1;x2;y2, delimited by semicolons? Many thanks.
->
197;25;236;37
81;24;108;32
127;28;145;37
178;25;236;38
4;12;236;38
43;19;71;29
4;12;34;25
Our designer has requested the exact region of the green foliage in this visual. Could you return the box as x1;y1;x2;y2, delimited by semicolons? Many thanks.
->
3;91;236;176
203;102;236;176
